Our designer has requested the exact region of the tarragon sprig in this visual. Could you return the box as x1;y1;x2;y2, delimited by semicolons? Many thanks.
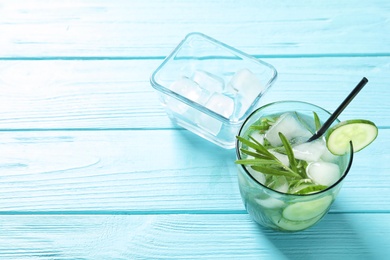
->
236;133;303;179
235;111;327;195
249;117;276;133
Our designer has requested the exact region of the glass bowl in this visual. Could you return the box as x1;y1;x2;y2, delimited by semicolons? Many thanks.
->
150;32;277;149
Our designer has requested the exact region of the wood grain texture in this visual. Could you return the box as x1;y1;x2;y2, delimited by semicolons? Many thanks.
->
0;213;389;259
1;0;389;258
0;129;388;213
0;57;388;129
1;0;390;57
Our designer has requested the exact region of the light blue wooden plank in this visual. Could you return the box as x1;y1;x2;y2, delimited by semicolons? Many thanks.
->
0;1;387;258
0;57;388;129
0;59;166;129
0;129;388;213
1;0;389;57
0;129;239;212
0;213;389;259
259;57;390;128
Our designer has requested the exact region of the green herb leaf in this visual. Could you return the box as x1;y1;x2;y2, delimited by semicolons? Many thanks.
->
268;175;288;191
239;148;272;160
278;132;298;173
236;135;276;160
236;127;328;195
235;158;281;166
252;165;301;179
293;184;329;195
296;159;309;178
313;111;321;131
288;178;313;190
249;117;275;132
249;125;269;131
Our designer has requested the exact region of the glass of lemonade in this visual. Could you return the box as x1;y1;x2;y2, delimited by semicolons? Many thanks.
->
236;101;353;232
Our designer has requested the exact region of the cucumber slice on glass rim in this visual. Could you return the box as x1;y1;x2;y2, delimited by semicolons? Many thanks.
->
326;119;378;155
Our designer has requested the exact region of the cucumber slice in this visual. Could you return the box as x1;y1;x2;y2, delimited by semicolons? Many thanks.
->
272;213;324;231
282;195;333;221
326;119;378;155
255;196;285;209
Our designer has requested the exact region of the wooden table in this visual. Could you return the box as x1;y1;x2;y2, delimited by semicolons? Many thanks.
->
1;1;389;259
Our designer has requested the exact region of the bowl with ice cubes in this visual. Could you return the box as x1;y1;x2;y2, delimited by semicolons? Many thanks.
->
150;32;277;149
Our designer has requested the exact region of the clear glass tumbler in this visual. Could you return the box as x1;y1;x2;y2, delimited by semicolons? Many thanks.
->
236;101;353;232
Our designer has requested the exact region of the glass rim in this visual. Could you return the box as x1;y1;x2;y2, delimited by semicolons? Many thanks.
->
235;100;354;197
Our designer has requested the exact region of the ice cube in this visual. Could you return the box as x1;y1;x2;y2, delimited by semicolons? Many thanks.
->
205;93;234;117
192;70;224;93
265;113;312;147
230;89;264;119
169;76;210;102
242;133;265;159
271;176;289;193
243;147;256;160
231;92;244;119
246;166;266;184
249;132;265;145
167;76;210;114
306;161;341;186
320;147;340;163
227;68;264;112
293;139;327;162
270;151;290;167
197;93;234;135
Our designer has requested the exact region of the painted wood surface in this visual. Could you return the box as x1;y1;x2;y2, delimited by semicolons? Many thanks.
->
1;1;390;57
0;0;389;259
0;129;388;213
0;58;388;129
1;214;389;259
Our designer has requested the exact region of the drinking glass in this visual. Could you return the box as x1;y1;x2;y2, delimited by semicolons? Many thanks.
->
236;101;353;232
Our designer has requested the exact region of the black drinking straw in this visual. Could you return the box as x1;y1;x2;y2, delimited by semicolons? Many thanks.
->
307;77;369;142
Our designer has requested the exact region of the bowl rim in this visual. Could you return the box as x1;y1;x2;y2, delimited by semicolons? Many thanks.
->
150;32;278;125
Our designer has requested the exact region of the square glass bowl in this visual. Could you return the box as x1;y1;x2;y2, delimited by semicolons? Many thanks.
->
150;32;277;149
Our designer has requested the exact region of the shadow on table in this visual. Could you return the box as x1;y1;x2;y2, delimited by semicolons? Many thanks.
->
176;129;236;157
258;208;377;260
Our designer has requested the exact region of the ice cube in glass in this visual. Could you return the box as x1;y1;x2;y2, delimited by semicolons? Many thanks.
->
197;92;235;136
228;68;265;116
192;70;224;93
